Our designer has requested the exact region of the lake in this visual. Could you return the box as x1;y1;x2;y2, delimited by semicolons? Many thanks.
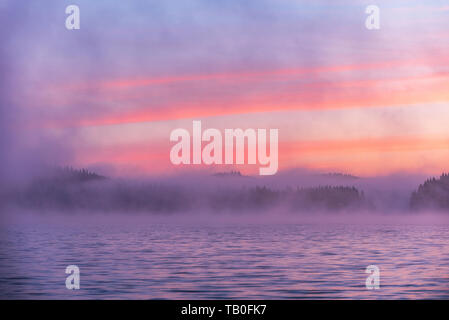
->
1;214;449;299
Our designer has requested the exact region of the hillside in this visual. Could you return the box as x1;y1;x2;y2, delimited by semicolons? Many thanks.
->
410;173;449;210
5;167;369;213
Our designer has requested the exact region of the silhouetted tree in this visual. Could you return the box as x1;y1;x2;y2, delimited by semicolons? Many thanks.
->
410;173;449;210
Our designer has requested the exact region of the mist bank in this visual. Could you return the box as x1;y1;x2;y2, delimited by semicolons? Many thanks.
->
1;167;448;215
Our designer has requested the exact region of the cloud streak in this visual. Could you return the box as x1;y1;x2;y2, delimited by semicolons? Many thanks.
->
2;0;449;177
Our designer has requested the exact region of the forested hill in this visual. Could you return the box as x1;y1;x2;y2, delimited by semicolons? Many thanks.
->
5;168;370;213
410;173;449;210
47;167;106;182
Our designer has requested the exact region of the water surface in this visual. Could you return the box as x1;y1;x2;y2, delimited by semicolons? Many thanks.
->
1;216;449;299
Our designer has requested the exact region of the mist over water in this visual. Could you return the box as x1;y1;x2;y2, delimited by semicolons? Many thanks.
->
1;161;448;299
0;166;437;216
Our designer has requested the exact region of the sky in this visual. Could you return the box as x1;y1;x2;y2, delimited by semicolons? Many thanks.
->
2;0;449;178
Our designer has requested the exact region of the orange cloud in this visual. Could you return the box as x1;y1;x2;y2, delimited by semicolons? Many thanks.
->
73;136;449;176
280;137;449;154
279;136;449;175
33;55;449;130
68;72;449;127
67;59;414;91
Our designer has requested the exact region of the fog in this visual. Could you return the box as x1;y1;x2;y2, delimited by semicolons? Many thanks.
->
3;207;449;229
0;2;76;186
0;165;446;220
